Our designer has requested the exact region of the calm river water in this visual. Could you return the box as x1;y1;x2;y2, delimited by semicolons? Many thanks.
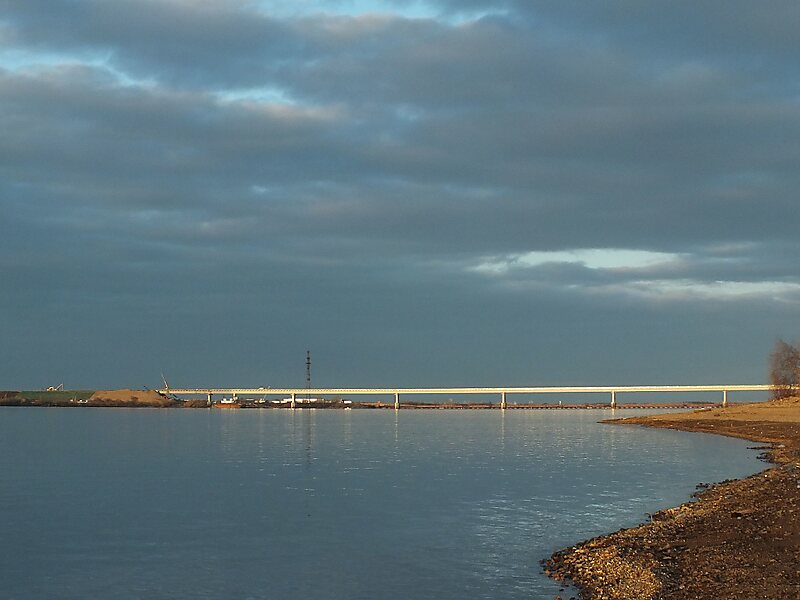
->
0;408;764;599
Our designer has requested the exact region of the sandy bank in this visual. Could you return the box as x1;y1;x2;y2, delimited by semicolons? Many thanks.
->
0;389;178;407
87;389;178;407
545;396;800;599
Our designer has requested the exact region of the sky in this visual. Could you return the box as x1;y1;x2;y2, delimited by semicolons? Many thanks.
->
1;0;799;391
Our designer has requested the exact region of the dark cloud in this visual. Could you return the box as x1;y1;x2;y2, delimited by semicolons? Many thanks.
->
434;1;800;63
1;0;798;389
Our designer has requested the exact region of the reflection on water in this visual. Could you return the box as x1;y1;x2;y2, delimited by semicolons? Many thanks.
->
0;408;764;600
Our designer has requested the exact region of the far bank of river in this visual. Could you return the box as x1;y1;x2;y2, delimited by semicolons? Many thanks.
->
1;388;719;411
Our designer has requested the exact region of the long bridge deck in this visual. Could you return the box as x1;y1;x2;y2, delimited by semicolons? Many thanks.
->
160;385;773;409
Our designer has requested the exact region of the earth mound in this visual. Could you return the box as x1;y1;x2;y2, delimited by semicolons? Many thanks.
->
88;389;178;407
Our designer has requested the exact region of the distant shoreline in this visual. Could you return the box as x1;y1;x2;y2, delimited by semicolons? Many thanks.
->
0;390;721;411
545;396;800;599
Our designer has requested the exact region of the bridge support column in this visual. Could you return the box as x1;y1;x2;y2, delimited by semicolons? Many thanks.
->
207;392;212;407
722;389;728;407
501;391;507;410
394;392;400;410
291;393;296;409
610;390;617;408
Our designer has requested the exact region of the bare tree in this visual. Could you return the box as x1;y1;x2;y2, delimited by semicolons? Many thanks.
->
769;339;800;399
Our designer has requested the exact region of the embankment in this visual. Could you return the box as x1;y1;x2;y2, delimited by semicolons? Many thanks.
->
545;396;800;599
0;389;178;407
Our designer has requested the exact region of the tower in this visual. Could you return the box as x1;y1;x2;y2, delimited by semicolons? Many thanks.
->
306;350;311;398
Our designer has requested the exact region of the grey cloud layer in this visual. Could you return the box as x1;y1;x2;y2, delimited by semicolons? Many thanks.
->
1;0;798;387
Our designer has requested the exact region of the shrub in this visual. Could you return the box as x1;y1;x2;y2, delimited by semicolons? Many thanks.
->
769;339;800;399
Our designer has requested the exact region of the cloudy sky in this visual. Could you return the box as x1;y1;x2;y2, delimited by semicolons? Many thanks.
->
1;0;798;391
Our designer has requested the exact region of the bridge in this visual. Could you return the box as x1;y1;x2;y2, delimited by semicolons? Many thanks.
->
160;384;773;409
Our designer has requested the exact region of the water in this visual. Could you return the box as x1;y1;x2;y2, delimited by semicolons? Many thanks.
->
0;408;764;599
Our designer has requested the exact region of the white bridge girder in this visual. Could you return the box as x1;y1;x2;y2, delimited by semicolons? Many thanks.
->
162;384;773;407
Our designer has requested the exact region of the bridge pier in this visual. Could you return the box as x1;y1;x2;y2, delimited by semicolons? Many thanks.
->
207;392;212;407
394;392;400;410
722;389;728;407
291;393;296;409
610;390;617;408
500;391;507;409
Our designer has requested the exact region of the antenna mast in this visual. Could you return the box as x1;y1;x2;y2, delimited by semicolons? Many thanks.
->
306;350;311;399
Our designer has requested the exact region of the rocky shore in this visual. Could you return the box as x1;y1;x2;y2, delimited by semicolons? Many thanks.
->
545;396;800;599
